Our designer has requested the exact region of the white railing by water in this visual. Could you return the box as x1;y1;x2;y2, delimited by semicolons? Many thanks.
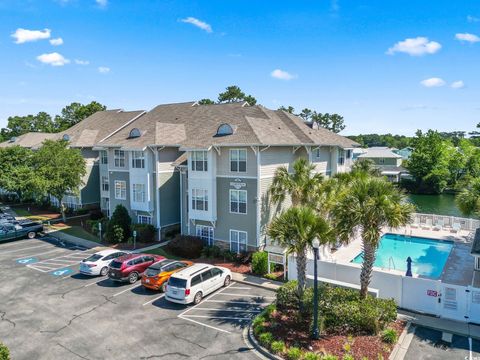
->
411;212;480;232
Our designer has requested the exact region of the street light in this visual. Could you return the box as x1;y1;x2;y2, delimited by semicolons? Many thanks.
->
311;238;320;340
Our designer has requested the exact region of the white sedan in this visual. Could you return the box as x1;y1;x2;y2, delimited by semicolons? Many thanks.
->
80;249;128;276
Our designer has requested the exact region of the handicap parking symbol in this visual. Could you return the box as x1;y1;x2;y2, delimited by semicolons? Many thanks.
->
50;268;74;277
16;257;38;265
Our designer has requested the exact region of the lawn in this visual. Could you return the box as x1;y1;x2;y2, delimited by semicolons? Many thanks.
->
14;208;33;217
59;226;102;243
146;246;182;260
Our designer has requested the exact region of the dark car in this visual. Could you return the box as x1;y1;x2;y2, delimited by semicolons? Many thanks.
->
0;221;43;242
108;253;164;284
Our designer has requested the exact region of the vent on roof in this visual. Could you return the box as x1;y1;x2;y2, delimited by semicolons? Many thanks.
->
62;134;70;141
9;137;17;143
216;123;234;137
129;128;141;139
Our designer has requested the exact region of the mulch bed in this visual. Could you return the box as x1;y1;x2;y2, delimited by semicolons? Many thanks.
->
195;257;252;274
266;310;405;359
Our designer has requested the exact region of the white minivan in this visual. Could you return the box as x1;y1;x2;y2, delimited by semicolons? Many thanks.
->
165;263;231;305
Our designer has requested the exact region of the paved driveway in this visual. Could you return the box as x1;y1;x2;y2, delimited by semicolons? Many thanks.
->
0;237;274;359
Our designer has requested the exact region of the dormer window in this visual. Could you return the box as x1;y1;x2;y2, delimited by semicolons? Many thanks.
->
129;128;141;139
216;123;234;137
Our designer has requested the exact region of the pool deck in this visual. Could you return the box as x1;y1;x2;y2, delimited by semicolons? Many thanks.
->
330;226;476;284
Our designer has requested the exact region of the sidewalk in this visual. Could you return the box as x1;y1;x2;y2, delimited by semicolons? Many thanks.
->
232;272;282;291
399;309;480;339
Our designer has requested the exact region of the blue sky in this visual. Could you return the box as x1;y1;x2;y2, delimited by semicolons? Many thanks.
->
1;0;479;135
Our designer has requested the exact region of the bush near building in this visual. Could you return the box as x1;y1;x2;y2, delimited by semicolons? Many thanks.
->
105;205;132;243
251;251;268;275
166;235;204;258
132;224;156;243
0;342;10;360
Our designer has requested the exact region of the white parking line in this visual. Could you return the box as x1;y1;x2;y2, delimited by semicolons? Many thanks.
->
112;284;142;297
84;278;106;287
0;239;39;248
142;294;165;306
214;293;275;299
42;259;80;264
178;315;231;334
228;286;251;290
14;247;67;260
205;299;271;305
192;307;261;313
182;314;253;321
0;244;50;254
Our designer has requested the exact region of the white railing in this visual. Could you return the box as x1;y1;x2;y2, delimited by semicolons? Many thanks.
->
411;212;480;231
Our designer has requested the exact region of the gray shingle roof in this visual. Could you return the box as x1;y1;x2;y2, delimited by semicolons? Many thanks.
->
358;147;402;159
99;102;359;149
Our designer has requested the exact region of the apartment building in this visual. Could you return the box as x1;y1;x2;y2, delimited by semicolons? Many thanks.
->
356;146;409;182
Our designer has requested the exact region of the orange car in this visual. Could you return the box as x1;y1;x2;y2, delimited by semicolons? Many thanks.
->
141;259;193;291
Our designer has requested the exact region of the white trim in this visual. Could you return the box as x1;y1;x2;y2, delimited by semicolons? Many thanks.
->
230;229;248;253
229;189;247;215
256;147;261;247
114;180;127;200
108;169;130;173
216;175;257;179
229;148;247;174
153;147;161;236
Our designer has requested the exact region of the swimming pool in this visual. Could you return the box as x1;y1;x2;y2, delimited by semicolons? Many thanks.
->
351;233;454;279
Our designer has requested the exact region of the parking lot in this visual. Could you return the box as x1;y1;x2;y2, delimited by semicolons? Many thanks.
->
0;237;274;359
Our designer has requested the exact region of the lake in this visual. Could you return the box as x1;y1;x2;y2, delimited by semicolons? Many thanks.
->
407;193;476;218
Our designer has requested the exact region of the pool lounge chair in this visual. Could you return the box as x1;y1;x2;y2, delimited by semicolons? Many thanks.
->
410;218;420;228
421;218;432;230
451;222;461;233
433;218;444;231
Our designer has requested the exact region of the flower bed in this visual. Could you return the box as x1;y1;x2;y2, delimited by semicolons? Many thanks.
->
252;281;405;360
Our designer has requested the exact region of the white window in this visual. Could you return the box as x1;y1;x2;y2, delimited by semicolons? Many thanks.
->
337;150;345;165
196;225;214;245
137;215;152;224
230;149;247;172
230;230;247;253
131;151;145;169
192;189;208;211
101;176;109;192
100;150;108;165
191;151;208;172
114;150;125;168
114;180;126;200
346;149;352;159
132;184;145;202
230;189;247;214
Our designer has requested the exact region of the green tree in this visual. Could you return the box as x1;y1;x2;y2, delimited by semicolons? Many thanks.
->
2;112;55;138
54;101;106;131
298;108;313;122
106;204;132;243
198;98;215;105
312;113;346;133
456;178;480;217
269;158;324;207
33;140;86;221
278;105;295;114
333;176;414;298
351;158;381;177
217;85;257;105
267;206;333;307
0;146;38;201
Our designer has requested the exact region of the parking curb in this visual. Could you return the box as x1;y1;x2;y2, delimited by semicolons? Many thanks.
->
245;325;281;360
389;322;414;360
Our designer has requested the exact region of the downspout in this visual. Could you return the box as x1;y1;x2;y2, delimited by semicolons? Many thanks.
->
256;146;261;249
150;146;161;241
179;169;183;235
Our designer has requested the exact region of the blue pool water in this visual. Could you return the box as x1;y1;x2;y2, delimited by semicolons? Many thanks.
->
351;233;454;279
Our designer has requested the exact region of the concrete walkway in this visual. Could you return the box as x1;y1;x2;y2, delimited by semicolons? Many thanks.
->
399;309;480;340
232;272;282;291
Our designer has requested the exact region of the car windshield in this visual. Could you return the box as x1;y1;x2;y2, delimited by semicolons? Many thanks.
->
168;277;187;288
145;267;160;277
148;259;170;270
84;254;103;262
109;260;123;269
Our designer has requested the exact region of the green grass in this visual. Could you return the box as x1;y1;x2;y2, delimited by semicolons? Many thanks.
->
14;208;32;217
60;226;102;243
146;246;182;260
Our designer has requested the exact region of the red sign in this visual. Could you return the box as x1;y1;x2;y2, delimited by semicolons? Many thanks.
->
427;290;438;297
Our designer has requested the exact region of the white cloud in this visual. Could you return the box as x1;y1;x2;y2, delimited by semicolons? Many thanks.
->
98;66;110;73
467;15;480;23
11;28;51;44
451;80;465;89
96;0;108;7
386;36;441;56
455;33;480;43
180;17;212;33
36;52;70;66
270;69;297;80
49;37;63;46
75;59;90;65
420;77;446;88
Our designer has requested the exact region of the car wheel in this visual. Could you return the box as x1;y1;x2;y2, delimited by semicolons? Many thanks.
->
100;267;108;276
223;275;231;287
27;231;35;239
161;282;167;292
193;292;203;305
128;272;138;284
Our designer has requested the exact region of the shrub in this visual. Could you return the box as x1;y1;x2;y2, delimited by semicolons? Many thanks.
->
89;208;104;220
105;205;132;243
113;225;124;244
264;273;279;281
270;340;286;354
253;324;265;337
252;315;266;328
132;224;156;243
166;235;204;258
75;207;89;215
343;355;354;360
303;352;320;360
252;251;268;275
276;280;299;310
0;342;10;360
321;355;338;360
381;328;398;344
258;332;274;348
235;251;252;265
286;346;302;360
263;304;276;319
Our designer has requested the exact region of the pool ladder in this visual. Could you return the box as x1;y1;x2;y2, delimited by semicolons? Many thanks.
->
388;256;396;270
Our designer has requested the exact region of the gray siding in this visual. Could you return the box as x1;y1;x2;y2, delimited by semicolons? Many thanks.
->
109;171;131;217
159;172;180;226
216;147;257;177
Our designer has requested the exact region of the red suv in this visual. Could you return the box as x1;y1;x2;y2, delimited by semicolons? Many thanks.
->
108;253;164;284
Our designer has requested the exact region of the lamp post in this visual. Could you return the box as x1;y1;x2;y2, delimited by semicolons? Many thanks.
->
311;238;320;340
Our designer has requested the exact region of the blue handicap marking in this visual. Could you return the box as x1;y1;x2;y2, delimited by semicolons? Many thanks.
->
50;268;74;277
16;257;38;265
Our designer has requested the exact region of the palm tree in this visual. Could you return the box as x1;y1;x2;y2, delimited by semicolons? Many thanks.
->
269;158;324;207
456;178;480;216
351;158;382;177
333;176;414;299
267;206;333;309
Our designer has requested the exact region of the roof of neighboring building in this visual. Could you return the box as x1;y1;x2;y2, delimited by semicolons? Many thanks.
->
0;110;145;149
358;147;402;159
99;101;359;149
472;228;480;256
